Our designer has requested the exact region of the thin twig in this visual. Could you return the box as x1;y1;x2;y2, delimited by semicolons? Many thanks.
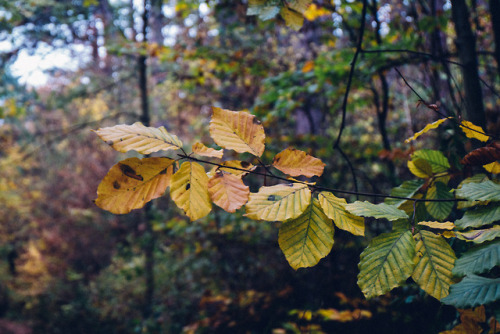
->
178;154;466;203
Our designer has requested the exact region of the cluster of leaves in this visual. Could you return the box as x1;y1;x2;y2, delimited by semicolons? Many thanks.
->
94;108;500;316
247;0;313;30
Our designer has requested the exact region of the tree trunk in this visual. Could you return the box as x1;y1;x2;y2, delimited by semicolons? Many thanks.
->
138;0;154;320
490;0;500;77
451;0;486;128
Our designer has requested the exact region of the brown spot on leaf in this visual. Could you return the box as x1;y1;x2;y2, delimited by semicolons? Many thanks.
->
106;140;114;146
119;164;144;181
240;161;251;168
159;168;167;175
268;195;276;201
113;181;121;189
186;183;191;190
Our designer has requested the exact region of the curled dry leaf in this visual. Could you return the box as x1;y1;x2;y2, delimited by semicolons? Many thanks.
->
461;142;500;166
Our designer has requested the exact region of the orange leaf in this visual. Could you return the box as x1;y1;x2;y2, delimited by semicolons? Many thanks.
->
302;60;314;73
272;148;326;178
192;142;224;159
209;107;265;157
208;171;250;213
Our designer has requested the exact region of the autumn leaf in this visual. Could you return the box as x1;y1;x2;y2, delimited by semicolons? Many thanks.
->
209;107;265;157
302;60;314;73
245;183;311;221
408;158;433;178
483;161;500;174
272;148;326;178
170;161;212;221
405;118;448;143
280;7;304;31
460;120;490;142
318;192;365;236
94;122;183;154
208;171;249;213
461;143;500;166
192;142;224;159
417;221;455;230
95;157;174;214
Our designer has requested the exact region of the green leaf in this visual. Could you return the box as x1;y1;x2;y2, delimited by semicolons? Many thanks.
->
453;242;500;276
455;204;500;229
425;182;454;221
456;174;490;209
456;225;500;244
357;230;416;298
258;6;281;20
412;149;450;173
278;200;334;270
245;183;311;221
318;192;365;236
408;158;434;178
345;201;408;221
456;180;500;201
385;180;424;209
441;275;500;308
412;230;456;300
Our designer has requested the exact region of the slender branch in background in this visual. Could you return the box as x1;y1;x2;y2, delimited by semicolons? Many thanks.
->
333;0;368;149
394;68;499;140
178;154;465;203
332;0;368;196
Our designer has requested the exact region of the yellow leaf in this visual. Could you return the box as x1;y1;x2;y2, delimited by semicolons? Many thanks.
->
208;171;249;213
192;142;224;159
94;122;183;154
170;161;212;221
408;158;433;178
417;221;455;230
302;60;314;73
280;7;304;31
483;161;500;174
318;192;365;236
95;157;174;214
460;121;490;142
217;160;256;177
273;148;326;178
304;4;331;21
405;118;448;143
286;0;312;13
209;107;265;157
441;231;456;238
245;183;311;221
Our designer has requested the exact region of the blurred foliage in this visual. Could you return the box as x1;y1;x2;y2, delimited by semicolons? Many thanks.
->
0;0;499;333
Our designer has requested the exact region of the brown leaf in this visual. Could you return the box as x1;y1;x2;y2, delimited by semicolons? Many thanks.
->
461;142;500;166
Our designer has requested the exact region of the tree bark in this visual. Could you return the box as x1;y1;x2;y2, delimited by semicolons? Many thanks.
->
490;0;500;77
451;0;486;127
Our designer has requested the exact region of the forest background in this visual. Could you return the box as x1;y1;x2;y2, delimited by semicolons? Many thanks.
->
0;0;499;333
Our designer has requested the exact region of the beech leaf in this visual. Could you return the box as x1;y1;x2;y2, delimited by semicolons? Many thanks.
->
94;122;183;154
460;120;490;142
345;201;408;221
95;157;174;214
245;183;311;221
272;148;326;178
170;161;212;221
209;107;265;157
208;171;249;213
412;230;456;300
318;192;364;236
192;142;224;159
405;118;448;143
278;200;334;269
